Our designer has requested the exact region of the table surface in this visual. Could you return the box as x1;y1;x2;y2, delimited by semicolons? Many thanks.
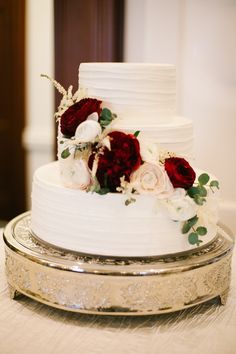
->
1;230;236;354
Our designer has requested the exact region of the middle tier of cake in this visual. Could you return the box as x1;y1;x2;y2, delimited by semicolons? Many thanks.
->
112;116;193;158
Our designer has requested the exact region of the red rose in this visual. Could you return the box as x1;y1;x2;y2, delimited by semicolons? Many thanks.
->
92;131;142;192
164;157;196;189
60;98;102;137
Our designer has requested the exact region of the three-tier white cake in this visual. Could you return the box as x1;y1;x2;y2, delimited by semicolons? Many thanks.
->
31;63;219;257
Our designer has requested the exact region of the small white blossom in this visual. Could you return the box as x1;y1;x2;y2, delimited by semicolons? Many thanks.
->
163;188;197;221
101;136;111;150
87;112;99;121
60;158;92;190
139;137;159;164
75;120;102;143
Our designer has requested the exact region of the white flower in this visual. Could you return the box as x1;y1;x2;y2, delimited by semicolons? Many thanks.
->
138;137;159;164
71;159;92;190
130;162;174;198
87;112;99;121
101;136;111;150
74;120;102;143
60;158;92;190
164;188;198;221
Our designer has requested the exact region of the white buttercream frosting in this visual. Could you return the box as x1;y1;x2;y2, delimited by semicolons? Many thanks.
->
113;116;194;158
79;63;193;157
79;63;176;123
31;162;218;257
31;63;218;257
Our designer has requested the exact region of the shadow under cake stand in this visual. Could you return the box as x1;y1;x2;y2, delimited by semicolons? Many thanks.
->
3;212;235;316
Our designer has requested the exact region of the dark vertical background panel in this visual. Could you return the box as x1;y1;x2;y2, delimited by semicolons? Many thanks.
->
54;0;124;91
0;0;26;220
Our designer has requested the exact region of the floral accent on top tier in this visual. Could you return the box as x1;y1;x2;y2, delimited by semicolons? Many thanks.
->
42;74;220;247
60;98;102;137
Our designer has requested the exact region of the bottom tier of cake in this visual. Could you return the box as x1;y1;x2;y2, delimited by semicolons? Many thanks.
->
31;162;219;257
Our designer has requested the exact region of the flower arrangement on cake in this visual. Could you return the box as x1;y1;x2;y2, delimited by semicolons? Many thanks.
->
42;74;219;247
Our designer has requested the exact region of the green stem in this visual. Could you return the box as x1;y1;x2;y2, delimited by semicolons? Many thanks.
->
210;186;215;193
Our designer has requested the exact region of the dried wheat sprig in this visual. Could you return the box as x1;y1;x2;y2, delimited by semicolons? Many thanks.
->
41;74;88;120
41;74;67;96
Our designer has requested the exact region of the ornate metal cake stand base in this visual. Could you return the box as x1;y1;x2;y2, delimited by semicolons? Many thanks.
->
3;212;235;316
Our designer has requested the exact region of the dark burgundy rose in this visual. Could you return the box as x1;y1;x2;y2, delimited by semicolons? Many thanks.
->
90;131;142;192
60;98;102;137
164;157;196;189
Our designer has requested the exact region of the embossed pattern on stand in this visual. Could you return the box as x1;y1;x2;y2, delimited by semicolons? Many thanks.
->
3;212;234;315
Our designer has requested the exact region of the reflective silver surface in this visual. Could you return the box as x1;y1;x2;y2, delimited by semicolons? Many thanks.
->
3;212;234;315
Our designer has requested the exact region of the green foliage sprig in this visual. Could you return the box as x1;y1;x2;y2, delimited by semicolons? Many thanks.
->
182;215;207;246
60;142;91;159
187;173;219;205
182;173;219;246
88;176;110;195
134;130;140;138
61;147;71;159
100;108;117;130
125;197;136;206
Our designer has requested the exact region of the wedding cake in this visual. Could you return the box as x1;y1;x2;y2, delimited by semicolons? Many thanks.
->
31;63;219;257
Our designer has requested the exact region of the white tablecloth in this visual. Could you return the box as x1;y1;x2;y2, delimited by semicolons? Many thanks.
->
0;230;236;354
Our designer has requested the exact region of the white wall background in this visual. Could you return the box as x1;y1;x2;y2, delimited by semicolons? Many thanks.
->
125;0;236;232
24;0;236;231
24;0;54;207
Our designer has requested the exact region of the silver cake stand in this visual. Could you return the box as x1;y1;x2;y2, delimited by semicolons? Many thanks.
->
3;212;235;316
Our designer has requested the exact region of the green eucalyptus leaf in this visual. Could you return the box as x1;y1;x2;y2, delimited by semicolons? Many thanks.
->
196;226;207;236
125;198;136;206
189;215;199;226
188;232;199;245
103;173;109;188
197;240;203;246
94;173;108;194
187;186;207;198
96;187;110;195
198;186;207;197
193;195;205;205
210;180;220;189
182;221;191;234
182;215;199;234
89;177;102;194
101;108;112;120
61;148;70;159
187;186;201;198
100;108;114;129
100;108;113;123
89;183;100;193
198;173;210;186
100;119;111;127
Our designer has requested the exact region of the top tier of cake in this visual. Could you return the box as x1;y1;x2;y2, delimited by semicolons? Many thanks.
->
78;63;192;157
79;63;176;125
